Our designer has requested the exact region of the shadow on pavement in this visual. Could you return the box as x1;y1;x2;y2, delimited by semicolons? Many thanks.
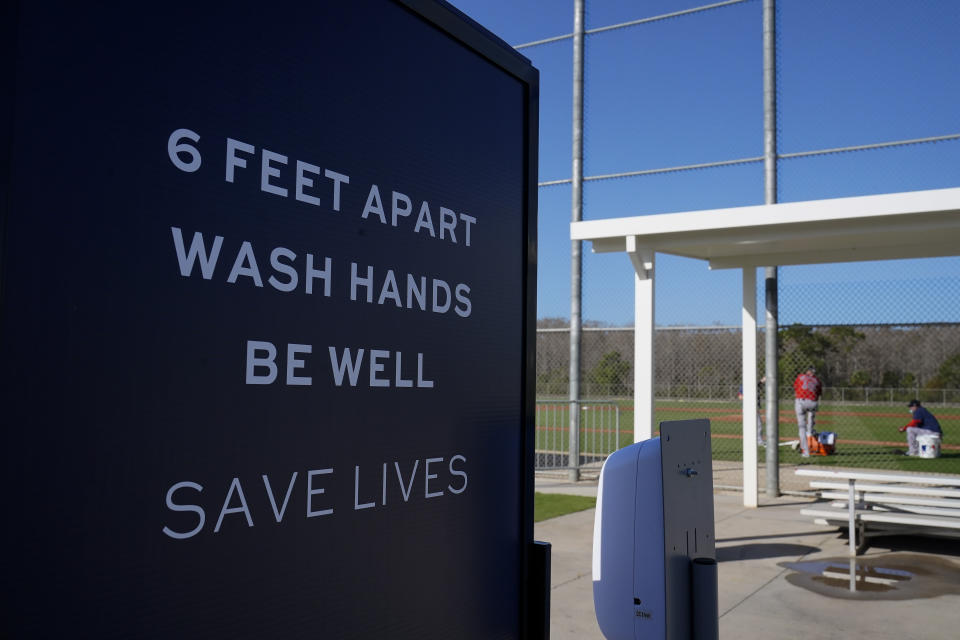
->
856;533;960;558
718;529;828;543
717;543;819;562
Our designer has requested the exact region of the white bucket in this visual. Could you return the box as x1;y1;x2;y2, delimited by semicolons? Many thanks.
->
917;434;941;459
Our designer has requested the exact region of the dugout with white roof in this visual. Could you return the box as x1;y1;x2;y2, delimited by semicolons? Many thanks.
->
570;186;960;506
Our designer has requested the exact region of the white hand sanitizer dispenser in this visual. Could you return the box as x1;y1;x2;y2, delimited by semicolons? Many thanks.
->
592;419;718;640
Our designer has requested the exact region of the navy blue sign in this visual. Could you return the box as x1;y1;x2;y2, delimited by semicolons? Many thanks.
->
1;2;538;637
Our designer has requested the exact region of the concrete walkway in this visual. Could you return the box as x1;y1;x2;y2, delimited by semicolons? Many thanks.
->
535;477;960;640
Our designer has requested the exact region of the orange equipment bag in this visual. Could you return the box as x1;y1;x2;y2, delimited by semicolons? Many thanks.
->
807;431;836;456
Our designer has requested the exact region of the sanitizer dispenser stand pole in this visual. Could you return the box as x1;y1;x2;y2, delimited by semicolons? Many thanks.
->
691;557;719;640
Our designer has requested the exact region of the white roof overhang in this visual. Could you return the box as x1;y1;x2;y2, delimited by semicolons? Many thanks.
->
570;187;960;269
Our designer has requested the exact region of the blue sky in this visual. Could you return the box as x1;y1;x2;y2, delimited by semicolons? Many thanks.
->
448;0;960;326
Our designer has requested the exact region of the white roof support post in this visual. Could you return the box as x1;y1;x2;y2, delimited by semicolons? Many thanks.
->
741;268;759;507
627;236;655;442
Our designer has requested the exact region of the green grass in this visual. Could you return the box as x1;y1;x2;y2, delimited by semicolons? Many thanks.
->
536;399;960;474
534;492;596;522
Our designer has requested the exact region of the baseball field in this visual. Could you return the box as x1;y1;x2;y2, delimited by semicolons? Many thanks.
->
536;400;960;474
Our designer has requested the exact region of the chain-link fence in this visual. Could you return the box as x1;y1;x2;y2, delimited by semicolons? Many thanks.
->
450;0;960;490
538;321;960;488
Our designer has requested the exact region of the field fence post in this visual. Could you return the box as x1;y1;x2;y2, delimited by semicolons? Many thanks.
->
616;405;620;452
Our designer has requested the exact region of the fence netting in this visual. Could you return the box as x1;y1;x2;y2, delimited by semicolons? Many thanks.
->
489;0;960;490
536;318;960;489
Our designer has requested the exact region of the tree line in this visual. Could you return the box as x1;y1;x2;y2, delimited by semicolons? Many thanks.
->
536;320;960;397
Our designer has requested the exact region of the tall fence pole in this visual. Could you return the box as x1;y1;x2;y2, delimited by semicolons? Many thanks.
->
763;0;781;498
568;0;585;482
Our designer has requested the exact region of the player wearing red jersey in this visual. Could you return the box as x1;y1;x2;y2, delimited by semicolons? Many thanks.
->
794;366;822;458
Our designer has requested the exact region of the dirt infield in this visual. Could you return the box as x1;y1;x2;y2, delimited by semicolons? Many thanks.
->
708;432;960;450
654;405;960;420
